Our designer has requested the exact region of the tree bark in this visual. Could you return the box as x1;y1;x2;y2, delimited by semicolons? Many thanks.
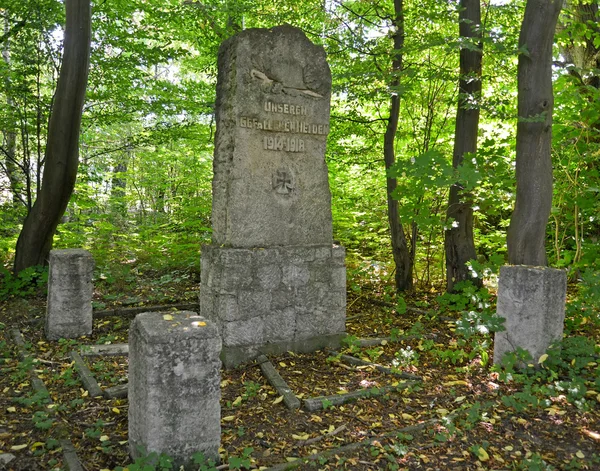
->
507;0;562;266
13;0;91;273
558;2;599;89
445;0;483;292
384;0;413;292
2;13;23;208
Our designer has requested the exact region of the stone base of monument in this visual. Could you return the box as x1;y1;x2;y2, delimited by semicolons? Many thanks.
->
200;244;346;368
493;265;567;366
45;249;94;340
128;311;221;466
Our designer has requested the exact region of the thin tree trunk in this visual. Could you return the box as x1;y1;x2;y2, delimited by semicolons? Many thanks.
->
2;13;22;207
507;0;562;266
14;0;91;273
384;0;413;292
445;0;483;292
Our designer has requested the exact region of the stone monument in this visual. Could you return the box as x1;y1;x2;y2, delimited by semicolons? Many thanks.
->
493;265;567;365
201;25;346;367
128;311;221;465
45;249;94;340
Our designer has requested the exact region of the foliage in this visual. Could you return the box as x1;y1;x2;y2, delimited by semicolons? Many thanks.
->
0;265;47;300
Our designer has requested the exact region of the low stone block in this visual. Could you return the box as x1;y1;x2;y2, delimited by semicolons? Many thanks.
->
493;265;567;365
128;311;221;466
45;249;94;340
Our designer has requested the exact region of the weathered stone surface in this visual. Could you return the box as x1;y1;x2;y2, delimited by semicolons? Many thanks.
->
201;25;346;366
493;265;567;365
212;25;333;248
201;245;346;365
128;311;221;465
45;249;94;340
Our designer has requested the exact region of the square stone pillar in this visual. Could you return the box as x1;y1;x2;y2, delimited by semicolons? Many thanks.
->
128;311;221;466
45;249;94;340
493;265;567;365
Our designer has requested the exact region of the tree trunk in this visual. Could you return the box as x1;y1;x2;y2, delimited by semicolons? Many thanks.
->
445;0;483;292
559;2;599;89
13;0;91;273
507;0;562;266
2;13;23;208
384;0;413;292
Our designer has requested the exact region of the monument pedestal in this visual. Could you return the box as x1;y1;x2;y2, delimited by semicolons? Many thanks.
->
493;265;567;365
201;244;346;367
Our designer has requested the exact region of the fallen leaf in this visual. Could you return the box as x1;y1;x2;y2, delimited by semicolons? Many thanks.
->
11;444;28;451
99;435;110;442
112;408;120;414
273;396;284;404
222;416;235;422
474;447;489;462
538;353;548;364
232;396;242;407
162;314;174;321
292;433;310;440
7;407;16;413
443;380;468;387
576;451;585;459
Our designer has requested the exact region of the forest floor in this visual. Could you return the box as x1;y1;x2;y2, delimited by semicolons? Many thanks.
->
0;273;599;471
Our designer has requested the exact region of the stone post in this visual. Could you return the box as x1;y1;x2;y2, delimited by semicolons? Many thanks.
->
493;265;567;365
128;311;221;466
45;249;94;340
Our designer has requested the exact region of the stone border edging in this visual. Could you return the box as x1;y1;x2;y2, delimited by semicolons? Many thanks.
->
69;350;103;398
9;328;51;395
60;439;84;471
79;343;129;356
333;351;422;381
93;303;198;318
9;329;84;471
257;355;301;410
303;382;415;412
104;383;128;399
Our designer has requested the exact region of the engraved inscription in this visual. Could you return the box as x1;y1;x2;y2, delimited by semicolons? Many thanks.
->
264;101;308;115
238;116;328;135
273;169;293;195
264;136;305;153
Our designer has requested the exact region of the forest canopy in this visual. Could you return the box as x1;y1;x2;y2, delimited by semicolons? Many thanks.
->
0;0;599;294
